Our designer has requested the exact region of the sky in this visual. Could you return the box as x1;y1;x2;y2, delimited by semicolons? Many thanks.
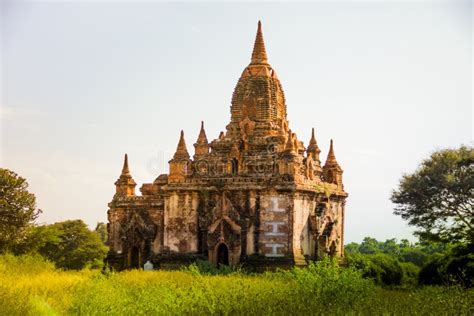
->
1;0;472;243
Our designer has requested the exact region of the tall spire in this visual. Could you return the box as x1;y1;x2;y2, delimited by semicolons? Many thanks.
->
121;153;130;175
196;121;208;144
324;139;340;167
194;121;210;157
250;21;268;65
114;153;136;197
310;128;316;145
307;128;321;161
173;130;190;160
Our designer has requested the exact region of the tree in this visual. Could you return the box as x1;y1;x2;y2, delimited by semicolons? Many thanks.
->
359;237;380;254
33;220;108;270
94;222;108;245
0;168;41;252
391;145;474;243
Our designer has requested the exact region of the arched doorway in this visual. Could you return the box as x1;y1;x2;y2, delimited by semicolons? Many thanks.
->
130;246;140;269
216;243;229;267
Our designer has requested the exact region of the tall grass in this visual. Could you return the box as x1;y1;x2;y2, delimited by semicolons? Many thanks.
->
0;254;472;315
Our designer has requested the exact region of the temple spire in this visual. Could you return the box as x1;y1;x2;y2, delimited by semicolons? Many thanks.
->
197;121;208;144
121;153;130;175
324;139;340;167
250;21;268;65
309;128;317;146
194;121;210;157
174;130;190;159
114;153;136;197
307;128;321;162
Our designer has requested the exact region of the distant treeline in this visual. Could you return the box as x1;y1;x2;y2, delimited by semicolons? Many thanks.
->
345;237;473;287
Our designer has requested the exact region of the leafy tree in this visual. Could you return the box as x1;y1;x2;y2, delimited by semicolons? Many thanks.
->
391;145;473;243
359;237;379;254
344;242;360;255
0;168;41;252
380;238;400;257
33;220;107;270
94;222;108;245
399;248;428;267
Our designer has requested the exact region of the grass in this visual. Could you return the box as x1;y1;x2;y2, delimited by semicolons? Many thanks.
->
0;254;472;315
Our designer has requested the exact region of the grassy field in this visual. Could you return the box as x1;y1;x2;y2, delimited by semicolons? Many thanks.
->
0;254;472;315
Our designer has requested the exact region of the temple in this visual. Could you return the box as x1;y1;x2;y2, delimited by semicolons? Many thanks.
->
106;21;348;270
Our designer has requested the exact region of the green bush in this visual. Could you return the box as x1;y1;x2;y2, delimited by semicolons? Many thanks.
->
400;262;420;286
419;244;473;287
347;253;404;286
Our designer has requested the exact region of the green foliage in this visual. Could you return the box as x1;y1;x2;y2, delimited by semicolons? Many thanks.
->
347;253;404;286
419;243;474;287
23;220;108;270
391;145;474;243
0;168;41;252
94;222;108;245
1;254;473;315
181;259;240;275
344;236;474;287
400;262;420;286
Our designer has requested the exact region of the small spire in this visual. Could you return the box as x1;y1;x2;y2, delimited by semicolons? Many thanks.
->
121;153;130;175
325;139;340;167
309;128;317;146
250;21;268;65
174;130;190;159
196;121;208;144
307;128;321;160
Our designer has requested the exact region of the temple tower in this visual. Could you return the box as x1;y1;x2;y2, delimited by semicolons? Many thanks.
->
114;154;136;197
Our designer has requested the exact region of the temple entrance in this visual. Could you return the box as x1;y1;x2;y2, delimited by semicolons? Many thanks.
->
216;243;229;266
130;246;140;269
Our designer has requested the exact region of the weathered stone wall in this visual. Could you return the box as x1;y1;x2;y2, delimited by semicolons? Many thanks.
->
164;191;199;253
293;194;317;259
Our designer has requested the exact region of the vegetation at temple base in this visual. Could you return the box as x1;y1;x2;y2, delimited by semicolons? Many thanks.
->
1;254;473;316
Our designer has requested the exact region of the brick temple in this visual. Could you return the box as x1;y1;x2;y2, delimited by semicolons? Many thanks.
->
106;21;348;270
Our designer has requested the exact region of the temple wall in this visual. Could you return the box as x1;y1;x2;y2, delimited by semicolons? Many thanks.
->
108;208;126;253
164;192;199;253
293;194;317;258
149;209;164;255
329;200;344;256
258;192;291;258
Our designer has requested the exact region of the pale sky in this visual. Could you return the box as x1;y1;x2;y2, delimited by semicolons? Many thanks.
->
1;1;472;243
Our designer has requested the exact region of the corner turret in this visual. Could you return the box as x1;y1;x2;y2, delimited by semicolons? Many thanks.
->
194;121;209;158
169;130;192;182
323;140;344;190
114;154;136;197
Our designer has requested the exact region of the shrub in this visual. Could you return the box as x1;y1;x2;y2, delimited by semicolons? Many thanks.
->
419;243;473;287
347;253;404;286
400;262;420;286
